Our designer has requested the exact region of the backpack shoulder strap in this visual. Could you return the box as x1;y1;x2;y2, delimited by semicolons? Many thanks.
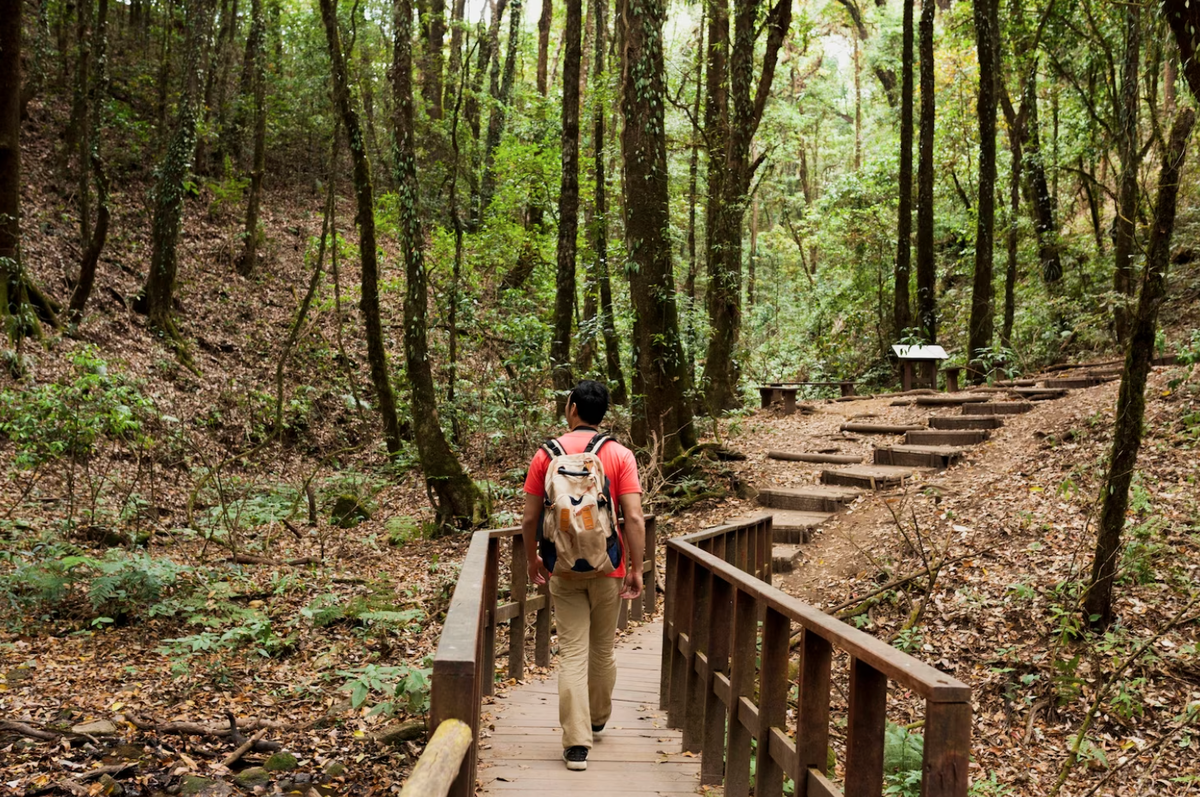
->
541;438;566;459
584;432;611;455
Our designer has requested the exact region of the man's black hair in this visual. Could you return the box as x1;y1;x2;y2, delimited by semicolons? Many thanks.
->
568;380;609;426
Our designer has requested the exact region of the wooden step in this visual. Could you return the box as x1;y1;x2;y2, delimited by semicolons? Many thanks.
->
1041;376;1112;389
929;414;1005;430
820;465;918;490
772;544;804;573
995;379;1037;387
757;485;863;513
905;429;990;446
914;394;992;406
839;422;925;434
962;401;1034;415
771;509;836;544
1009;387;1069;400
767;451;863;464
873;445;967;469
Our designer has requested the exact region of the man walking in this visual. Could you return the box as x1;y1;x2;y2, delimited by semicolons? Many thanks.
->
521;380;645;771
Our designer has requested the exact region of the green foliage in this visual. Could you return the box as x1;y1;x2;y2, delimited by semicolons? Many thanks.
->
0;347;154;469
205;157;251;218
300;587;423;632
882;722;925;796
1177;329;1200;365
338;661;432;717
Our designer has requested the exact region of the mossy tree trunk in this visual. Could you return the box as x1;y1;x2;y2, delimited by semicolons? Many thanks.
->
0;0;20;342
701;0;790;412
915;0;936;343
617;0;696;463
139;0;215;356
1112;4;1141;344
318;0;405;455
393;0;486;529
1084;107;1194;630
550;0;583;408
476;0;520;225
894;0;913;339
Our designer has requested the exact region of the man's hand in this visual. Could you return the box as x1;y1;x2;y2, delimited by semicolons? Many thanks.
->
620;570;643;600
528;555;551;586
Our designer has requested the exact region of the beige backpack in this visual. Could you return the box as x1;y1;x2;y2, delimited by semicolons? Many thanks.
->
538;433;622;576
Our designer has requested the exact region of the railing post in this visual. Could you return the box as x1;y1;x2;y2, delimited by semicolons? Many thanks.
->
683;552;708;753
668;554;694;730
643;516;658;617
845;658;887;797
758;607;791;796
660;543;677;712
481;535;500;697
796;629;832;796
920;701;971;797
508;534;527;680
702;572;732;786
725;587;757;797
534;579;552;669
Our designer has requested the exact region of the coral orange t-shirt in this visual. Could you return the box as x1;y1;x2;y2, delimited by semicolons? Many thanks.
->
524;429;642;579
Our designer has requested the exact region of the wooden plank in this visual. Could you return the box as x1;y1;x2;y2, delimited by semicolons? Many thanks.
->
962;401;1033;415
844;658;886;797
806;768;842;797
757;486;863;513
928;414;1005;430
920;701;971;797
758;607;791;796
509;535;527;680
797;630;832;792
838;422;924;434
768;451;863;464
725;588;758;797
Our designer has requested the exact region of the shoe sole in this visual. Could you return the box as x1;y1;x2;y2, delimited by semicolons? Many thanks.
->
565;759;587;771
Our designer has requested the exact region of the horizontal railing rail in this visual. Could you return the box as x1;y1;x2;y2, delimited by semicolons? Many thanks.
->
427;517;658;797
663;515;970;797
397;720;472;797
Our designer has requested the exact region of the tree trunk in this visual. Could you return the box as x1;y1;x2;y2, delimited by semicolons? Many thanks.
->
915;0;936;342
0;0;20;341
701;0;727;402
683;9;704;377
318;0;405;455
393;0;486;529
618;0;696;461
537;0;553;96
551;0;583;409
421;0;445;119
589;0;625;403
894;0;913;338
1112;4;1141;343
443;0;466;111
1002;128;1020;347
68;0;111;324
1022;67;1062;283
702;0;790;412
1084;107;1194;630
139;0;215;356
477;0;520;224
236;0;267;277
967;0;997;380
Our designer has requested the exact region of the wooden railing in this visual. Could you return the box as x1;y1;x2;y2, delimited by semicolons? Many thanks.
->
423;517;658;797
663;515;971;797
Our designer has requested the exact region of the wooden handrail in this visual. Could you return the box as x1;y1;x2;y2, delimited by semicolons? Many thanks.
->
398;720;473;797
428;517;659;797
663;515;971;797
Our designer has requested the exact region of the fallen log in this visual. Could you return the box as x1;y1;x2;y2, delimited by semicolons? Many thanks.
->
767;451;863;465
0;720;59;741
126;714;286;737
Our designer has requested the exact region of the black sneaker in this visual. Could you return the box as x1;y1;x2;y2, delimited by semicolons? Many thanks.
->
563;745;588;771
591;722;606;734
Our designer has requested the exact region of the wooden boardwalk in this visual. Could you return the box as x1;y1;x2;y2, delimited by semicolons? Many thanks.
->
476;621;703;796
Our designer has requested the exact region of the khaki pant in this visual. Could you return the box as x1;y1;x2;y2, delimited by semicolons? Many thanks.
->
549;575;622;749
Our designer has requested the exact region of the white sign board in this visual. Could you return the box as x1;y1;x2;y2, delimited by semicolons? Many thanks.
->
892;344;948;360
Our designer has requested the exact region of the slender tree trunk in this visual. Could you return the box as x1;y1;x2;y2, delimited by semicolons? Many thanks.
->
477;0;520;224
894;0;913;337
1002;129;1020;346
915;0;936;343
551;0;583;408
464;1;501;141
68;0;111;323
393;0;486;529
229;0;261;170
967;0;997;380
1084;107;1194;630
139;0;215;356
702;0;790;412
0;0;21;341
318;0;404;455
684;10;704;378
701;0;728;399
444;0;466;111
853;30;862;170
236;0;267;277
537;0;553;96
618;0;695;461
1112;4;1141;343
1022;67;1062;283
